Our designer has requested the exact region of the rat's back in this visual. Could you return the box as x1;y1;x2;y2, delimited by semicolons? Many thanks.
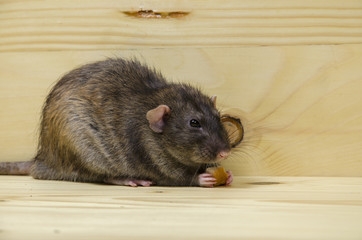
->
48;58;168;97
31;58;168;182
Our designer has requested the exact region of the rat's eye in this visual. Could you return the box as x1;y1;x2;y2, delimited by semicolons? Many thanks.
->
189;119;201;128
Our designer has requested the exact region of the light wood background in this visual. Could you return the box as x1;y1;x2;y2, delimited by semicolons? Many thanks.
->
1;0;362;177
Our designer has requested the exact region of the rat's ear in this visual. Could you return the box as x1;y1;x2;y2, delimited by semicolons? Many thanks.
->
211;95;217;106
146;105;171;133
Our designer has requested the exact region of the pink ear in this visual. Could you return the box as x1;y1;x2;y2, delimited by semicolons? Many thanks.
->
146;105;171;133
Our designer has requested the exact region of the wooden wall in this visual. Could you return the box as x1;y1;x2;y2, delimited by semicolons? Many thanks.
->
1;0;362;176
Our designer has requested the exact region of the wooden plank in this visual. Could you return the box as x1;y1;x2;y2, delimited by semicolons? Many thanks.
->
0;176;361;240
1;44;362;176
0;0;362;51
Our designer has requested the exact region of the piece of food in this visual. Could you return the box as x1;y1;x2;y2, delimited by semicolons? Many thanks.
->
206;166;228;186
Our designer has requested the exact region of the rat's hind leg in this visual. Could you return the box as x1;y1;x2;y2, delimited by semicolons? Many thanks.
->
104;178;153;187
30;160;64;180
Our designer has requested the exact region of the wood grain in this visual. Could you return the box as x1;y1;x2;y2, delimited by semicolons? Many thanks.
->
0;176;361;240
0;0;362;51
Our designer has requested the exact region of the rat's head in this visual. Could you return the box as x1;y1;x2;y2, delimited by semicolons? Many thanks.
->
146;84;231;166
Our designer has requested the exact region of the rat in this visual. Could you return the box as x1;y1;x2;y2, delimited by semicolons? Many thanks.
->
0;58;233;187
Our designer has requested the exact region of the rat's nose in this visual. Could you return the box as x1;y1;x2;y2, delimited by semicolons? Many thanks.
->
218;151;230;159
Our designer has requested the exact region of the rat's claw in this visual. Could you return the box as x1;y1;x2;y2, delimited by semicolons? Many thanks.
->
198;173;217;187
125;180;138;187
134;180;153;187
226;171;233;186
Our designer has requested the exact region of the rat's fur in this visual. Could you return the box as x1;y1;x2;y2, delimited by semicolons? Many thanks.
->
1;58;231;186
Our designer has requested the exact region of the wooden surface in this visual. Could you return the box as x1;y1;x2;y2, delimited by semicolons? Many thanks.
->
1;0;362;50
0;176;361;240
1;0;362;176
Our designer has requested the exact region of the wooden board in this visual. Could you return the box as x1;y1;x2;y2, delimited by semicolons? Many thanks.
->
0;176;362;240
0;0;362;51
1;0;362;177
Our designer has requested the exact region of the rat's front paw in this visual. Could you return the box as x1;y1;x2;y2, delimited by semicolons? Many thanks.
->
226;170;233;186
205;167;233;186
198;173;217;187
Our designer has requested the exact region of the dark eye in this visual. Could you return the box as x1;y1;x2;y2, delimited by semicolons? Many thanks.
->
189;119;201;128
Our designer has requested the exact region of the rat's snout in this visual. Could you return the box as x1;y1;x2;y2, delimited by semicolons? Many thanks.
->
218;150;230;159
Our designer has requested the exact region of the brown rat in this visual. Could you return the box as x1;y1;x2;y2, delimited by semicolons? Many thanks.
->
0;58;233;187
